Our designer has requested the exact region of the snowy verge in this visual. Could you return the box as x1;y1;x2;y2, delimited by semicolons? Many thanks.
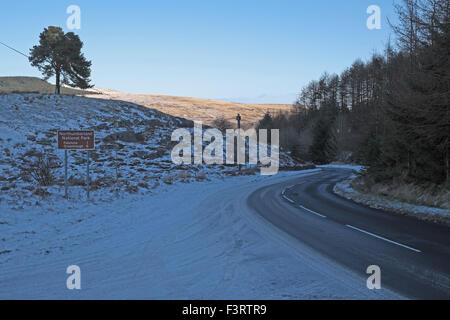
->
319;164;364;172
334;174;450;226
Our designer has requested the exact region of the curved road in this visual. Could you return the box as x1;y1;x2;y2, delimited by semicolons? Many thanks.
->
247;168;450;299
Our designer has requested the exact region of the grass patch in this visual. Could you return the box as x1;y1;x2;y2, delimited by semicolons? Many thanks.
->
352;175;450;210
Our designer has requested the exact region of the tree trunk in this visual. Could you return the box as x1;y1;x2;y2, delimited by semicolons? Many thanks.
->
55;69;61;95
446;139;449;186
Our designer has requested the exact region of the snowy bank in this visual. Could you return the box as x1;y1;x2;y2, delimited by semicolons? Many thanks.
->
334;174;450;225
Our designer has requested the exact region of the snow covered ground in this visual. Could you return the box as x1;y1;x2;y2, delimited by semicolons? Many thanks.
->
0;169;401;299
0;93;401;299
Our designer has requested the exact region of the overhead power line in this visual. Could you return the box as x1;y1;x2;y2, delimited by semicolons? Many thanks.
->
0;41;29;58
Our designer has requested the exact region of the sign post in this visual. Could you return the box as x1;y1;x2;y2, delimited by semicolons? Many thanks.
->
64;150;68;198
86;150;90;200
236;114;242;172
58;130;95;200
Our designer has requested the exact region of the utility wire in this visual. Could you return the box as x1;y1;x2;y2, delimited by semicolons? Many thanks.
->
0;41;29;58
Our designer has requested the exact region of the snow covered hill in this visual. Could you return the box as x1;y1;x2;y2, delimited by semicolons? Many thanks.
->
0;93;300;209
0;93;198;207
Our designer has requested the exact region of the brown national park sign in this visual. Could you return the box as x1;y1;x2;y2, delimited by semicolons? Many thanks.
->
58;130;95;150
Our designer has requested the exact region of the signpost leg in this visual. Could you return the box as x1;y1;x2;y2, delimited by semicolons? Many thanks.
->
236;114;242;173
59;131;95;200
86;150;90;200
238;130;241;173
64;150;68;199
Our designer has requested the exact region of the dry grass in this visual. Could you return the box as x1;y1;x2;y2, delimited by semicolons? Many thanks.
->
352;176;450;210
1;77;292;126
29;155;57;186
0;76;92;95
85;89;292;127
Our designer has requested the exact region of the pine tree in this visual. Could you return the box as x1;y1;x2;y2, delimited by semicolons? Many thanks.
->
29;26;92;94
258;111;274;130
309;115;337;164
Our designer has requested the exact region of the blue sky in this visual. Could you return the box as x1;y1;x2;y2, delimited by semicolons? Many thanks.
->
1;0;398;103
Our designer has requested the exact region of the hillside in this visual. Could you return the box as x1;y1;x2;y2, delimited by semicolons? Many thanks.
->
0;77;293;127
0;93;213;208
86;89;293;127
0;93;303;210
0;76;91;95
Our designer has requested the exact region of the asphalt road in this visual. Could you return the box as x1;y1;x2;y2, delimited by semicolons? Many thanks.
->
247;168;450;299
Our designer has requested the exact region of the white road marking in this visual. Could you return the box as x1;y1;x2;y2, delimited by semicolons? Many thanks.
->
282;186;295;196
282;185;327;218
346;224;422;253
298;205;327;218
282;195;295;204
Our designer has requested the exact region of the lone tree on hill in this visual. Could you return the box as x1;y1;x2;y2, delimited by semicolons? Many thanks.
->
29;26;92;94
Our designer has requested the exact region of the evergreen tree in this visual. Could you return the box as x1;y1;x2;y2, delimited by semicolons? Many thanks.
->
309;116;336;164
257;111;274;130
29;26;92;94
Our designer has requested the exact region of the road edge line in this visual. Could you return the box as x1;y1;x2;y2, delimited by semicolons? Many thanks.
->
346;224;422;253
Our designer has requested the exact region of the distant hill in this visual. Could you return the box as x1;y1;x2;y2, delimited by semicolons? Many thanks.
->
0;76;293;126
0;76;91;95
85;89;293;127
219;93;298;105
